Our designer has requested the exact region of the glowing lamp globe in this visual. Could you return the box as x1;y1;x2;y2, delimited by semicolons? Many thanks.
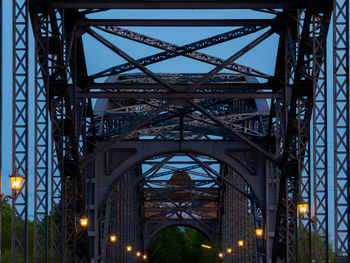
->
218;253;223;259
255;228;263;237
80;217;88;227
298;203;308;214
238;240;244;247
127;246;132;252
227;248;232;253
110;235;117;242
136;251;141;257
143;254;147;260
9;172;23;191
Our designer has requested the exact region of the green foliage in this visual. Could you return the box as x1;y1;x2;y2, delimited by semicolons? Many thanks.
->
1;201;34;263
148;226;221;263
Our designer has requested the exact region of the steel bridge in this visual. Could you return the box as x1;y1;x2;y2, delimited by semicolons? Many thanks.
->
0;0;349;262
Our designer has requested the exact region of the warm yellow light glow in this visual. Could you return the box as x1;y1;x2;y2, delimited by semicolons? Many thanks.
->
9;173;23;191
127;246;132;252
110;235;117;242
238;240;244;247
201;244;212;249
80;217;88;227
136;251;141;257
218;253;223;259
226;248;232;253
298;203;308;214
143;254;147;260
255;228;263;237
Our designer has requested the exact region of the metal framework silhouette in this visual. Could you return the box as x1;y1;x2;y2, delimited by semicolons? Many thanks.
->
0;0;349;262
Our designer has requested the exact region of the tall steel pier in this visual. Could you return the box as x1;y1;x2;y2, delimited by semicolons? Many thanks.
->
0;0;349;262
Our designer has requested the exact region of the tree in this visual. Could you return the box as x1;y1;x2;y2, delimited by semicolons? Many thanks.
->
1;201;34;263
148;226;221;263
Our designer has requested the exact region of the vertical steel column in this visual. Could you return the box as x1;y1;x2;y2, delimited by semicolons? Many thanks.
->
285;16;298;262
265;160;277;263
333;0;350;261
50;98;64;263
297;95;312;263
49;10;65;262
296;9;312;263
33;10;49;263
12;0;28;261
61;10;77;262
312;10;329;263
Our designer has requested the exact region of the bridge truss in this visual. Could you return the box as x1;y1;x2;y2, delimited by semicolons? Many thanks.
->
0;0;349;262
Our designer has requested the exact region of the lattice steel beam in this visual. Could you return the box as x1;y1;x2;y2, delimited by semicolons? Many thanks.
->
52;0;332;9
333;0;350;261
79;18;276;27
312;10;330;263
93;25;268;79
12;0;29;261
32;8;50;263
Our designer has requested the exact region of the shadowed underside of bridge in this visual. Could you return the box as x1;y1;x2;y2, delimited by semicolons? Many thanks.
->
5;0;350;262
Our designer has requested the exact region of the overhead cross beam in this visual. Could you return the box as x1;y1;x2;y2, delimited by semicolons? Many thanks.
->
53;0;332;9
78;18;276;27
92;25;270;78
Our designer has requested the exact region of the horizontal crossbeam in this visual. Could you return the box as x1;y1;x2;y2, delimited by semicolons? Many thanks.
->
78;18;275;27
77;82;271;90
78;91;281;99
52;0;331;9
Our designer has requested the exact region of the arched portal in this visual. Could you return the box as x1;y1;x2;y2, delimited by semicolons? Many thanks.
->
97;152;263;262
87;73;270;262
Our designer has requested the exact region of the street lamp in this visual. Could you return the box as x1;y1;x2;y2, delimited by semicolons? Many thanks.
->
226;248;232;253
218;252;224;259
143;254;147;261
1;170;24;202
136;251;141;257
255;228;263;237
0;170;24;261
110;235;117;242
127;245;132;252
298;203;308;215
238;240;244;247
9;171;23;192
80;216;88;227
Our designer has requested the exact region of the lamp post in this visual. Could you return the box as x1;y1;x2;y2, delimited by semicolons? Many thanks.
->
0;170;24;261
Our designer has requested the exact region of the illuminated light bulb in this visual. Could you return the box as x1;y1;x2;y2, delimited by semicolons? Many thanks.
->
80;217;88;227
110;235;117;242
255;228;263;237
9;172;23;191
298;203;308;214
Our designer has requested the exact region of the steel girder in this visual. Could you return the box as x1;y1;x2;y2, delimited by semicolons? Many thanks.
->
12;0;29;261
51;0;332;9
91;24;268;79
333;0;350;261
32;8;49;262
29;5;91;262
